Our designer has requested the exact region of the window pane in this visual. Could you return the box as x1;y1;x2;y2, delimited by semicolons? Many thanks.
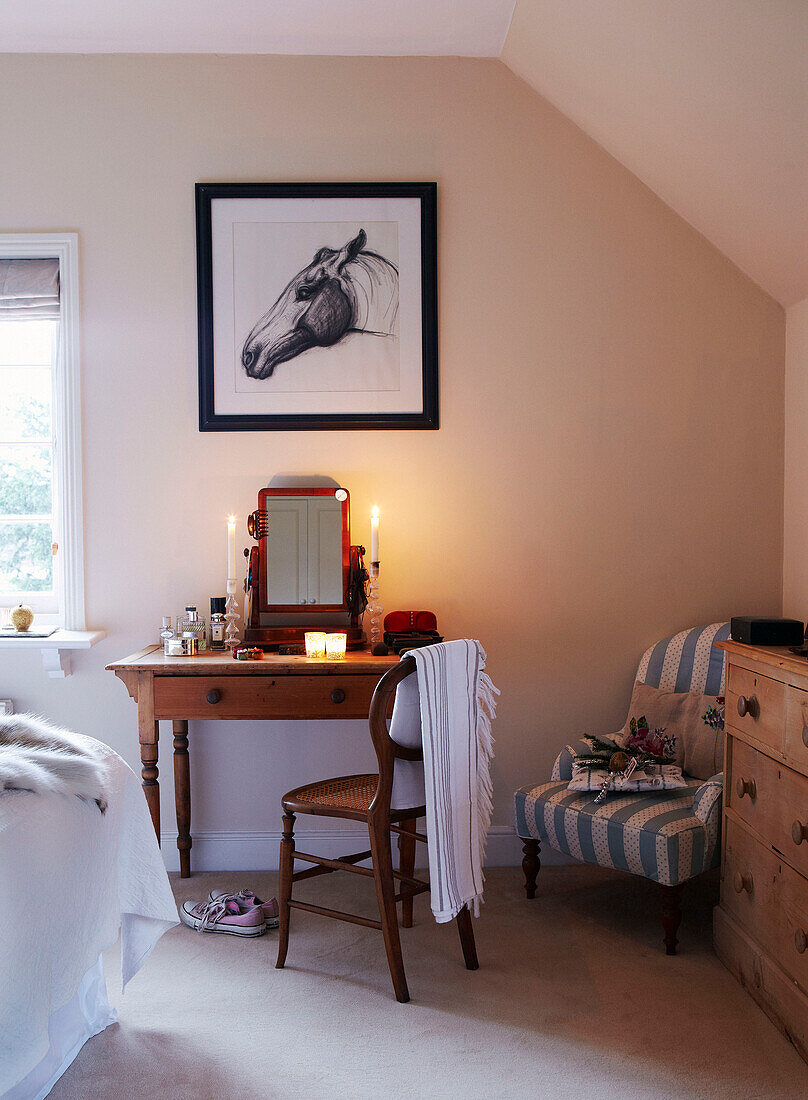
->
0;320;57;365
0;368;51;440
0;444;52;515
0;520;53;591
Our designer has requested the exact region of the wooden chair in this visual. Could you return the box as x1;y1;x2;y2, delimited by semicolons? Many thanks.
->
275;656;479;1003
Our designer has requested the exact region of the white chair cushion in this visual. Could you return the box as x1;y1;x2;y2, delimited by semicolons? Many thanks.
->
389;672;425;811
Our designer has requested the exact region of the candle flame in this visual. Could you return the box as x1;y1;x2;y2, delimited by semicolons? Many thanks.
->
227;515;236;525
371;505;379;520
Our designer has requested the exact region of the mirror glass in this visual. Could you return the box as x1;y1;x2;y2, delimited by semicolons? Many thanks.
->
265;494;344;608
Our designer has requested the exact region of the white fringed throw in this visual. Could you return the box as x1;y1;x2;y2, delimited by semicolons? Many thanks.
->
406;640;499;924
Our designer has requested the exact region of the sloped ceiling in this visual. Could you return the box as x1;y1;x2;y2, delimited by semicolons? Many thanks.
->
503;0;808;307
1;0;804;305
0;0;516;57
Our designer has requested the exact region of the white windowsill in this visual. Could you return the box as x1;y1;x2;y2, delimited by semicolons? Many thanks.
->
0;629;105;678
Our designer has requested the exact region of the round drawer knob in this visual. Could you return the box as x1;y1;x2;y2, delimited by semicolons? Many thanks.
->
206;689;222;705
802;727;808;749
796;930;808;954
793;820;808;846
734;871;754;895
736;776;757;800
330;688;346;704
737;695;760;719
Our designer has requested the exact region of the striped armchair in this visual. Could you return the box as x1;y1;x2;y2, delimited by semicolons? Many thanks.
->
515;622;730;954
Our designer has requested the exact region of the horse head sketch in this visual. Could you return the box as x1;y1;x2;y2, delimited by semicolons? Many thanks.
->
241;229;399;379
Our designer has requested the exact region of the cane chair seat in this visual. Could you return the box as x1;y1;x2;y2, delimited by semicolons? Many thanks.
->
283;773;379;820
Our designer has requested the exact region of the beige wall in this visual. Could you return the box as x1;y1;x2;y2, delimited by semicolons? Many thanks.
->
784;297;808;618
0;55;785;868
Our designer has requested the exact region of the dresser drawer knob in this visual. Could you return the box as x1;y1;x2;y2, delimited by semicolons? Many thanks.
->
330;688;346;704
736;776;757;800
796;930;808;954
206;689;222;705
733;871;754;895
803;727;808;750
793;820;808;845
737;695;759;719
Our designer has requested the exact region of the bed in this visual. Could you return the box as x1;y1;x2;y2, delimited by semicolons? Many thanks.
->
0;733;178;1099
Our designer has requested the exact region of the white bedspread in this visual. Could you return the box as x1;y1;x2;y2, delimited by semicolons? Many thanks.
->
0;736;178;1096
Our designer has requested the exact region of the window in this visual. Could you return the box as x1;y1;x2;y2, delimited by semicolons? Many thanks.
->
0;236;84;629
0;318;59;611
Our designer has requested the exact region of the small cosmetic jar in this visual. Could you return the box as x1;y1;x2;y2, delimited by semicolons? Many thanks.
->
232;646;263;660
167;635;198;656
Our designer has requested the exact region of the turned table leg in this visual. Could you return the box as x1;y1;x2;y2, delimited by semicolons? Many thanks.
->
173;720;192;878
140;736;160;842
137;672;160;842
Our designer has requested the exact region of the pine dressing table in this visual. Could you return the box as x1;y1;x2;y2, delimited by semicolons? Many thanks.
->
107;646;398;877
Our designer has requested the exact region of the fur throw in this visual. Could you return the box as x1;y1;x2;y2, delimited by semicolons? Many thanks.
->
0;713;110;812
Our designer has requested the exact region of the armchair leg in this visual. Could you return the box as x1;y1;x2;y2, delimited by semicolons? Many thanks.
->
659;883;684;955
521;838;540;899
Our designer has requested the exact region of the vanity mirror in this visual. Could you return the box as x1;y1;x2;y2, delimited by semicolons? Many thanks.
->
244;482;367;650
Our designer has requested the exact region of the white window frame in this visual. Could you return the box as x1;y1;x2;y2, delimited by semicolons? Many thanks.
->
0;233;85;630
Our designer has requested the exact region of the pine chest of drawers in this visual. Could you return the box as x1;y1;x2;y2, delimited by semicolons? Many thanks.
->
715;640;808;1061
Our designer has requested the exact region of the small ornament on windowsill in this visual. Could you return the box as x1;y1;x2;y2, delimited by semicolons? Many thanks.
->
10;604;34;632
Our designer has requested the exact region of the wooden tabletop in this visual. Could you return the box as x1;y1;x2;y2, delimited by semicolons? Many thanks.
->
715;639;808;679
106;644;400;676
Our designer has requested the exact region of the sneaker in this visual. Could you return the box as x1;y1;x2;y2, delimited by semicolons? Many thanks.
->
208;889;280;929
180;896;266;936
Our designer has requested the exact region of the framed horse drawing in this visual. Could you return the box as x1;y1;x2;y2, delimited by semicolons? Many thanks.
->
196;182;438;431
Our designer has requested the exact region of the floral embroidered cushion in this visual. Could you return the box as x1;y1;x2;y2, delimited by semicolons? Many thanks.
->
619;682;724;779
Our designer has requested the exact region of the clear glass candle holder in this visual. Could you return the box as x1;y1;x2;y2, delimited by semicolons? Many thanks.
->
305;631;327;659
325;632;347;660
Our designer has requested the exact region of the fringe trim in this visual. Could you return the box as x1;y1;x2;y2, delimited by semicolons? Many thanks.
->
472;667;500;916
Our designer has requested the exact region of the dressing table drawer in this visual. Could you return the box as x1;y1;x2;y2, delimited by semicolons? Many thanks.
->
153;674;380;720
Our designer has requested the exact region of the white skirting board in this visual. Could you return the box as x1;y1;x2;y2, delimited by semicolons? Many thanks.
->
158;825;575;873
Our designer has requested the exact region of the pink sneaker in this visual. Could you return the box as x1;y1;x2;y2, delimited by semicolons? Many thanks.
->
181;896;266;936
208;889;279;929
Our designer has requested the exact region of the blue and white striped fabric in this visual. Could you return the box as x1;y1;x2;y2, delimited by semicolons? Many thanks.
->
514;623;729;886
514;778;721;886
635;621;730;695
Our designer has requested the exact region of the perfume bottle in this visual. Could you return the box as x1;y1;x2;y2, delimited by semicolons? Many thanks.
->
177;605;207;651
209;597;226;651
160;616;174;655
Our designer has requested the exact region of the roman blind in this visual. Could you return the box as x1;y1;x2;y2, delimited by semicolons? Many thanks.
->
0;258;60;319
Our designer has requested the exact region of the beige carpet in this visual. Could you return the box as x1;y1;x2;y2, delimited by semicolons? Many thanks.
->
51;865;808;1099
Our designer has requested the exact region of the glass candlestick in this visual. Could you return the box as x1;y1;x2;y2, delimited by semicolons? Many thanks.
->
367;562;384;652
225;578;241;651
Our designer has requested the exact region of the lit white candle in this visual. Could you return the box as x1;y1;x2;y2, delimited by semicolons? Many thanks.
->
227;515;237;579
370;505;380;563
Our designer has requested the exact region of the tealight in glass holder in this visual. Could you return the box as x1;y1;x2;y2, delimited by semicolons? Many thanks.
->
305;631;326;659
325;632;347;660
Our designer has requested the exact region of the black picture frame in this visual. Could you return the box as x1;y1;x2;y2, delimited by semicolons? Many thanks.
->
196;182;438;431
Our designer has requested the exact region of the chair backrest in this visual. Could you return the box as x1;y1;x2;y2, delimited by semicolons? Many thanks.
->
367;657;424;818
634;622;730;696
